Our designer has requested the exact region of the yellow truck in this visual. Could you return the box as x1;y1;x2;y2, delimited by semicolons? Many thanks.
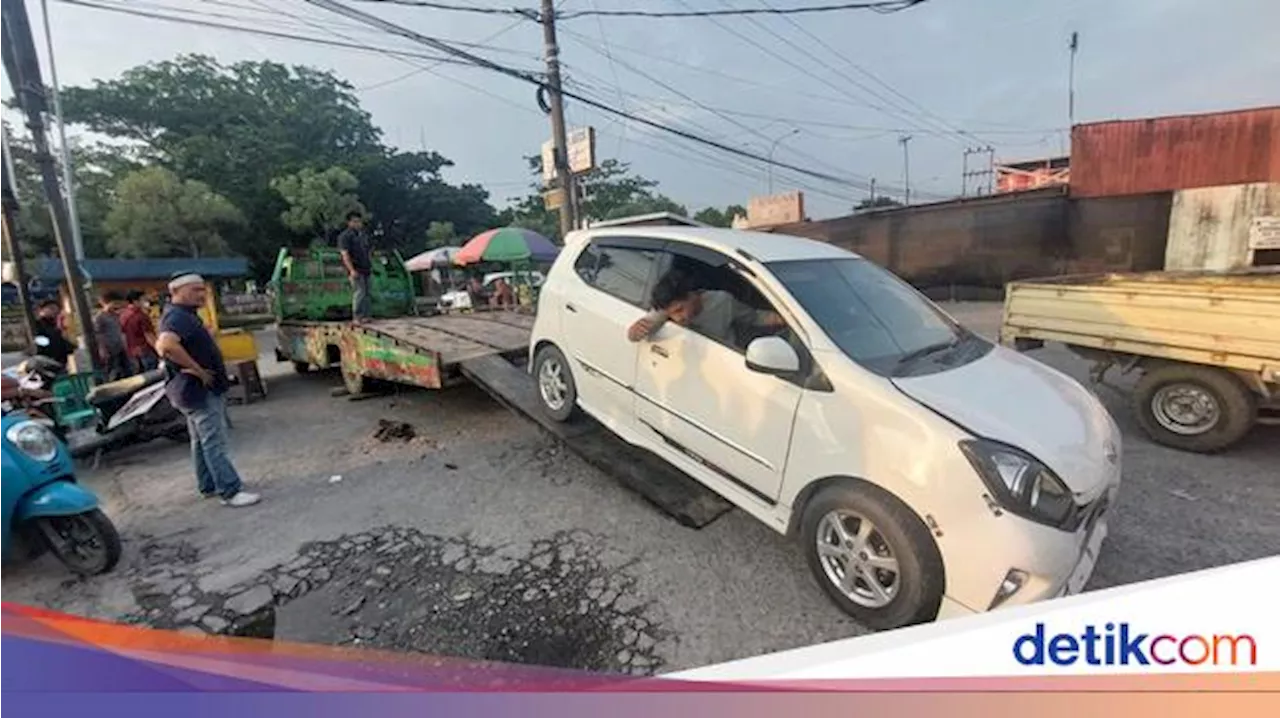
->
1000;267;1280;453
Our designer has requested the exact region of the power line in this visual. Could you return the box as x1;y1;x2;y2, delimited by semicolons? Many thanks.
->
556;1;929;20
53;0;541;72
345;0;528;15
298;0;911;195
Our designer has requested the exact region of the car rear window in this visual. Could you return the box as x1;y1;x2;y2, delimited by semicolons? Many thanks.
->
575;242;662;306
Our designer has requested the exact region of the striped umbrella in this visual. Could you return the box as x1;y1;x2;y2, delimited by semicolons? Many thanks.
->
404;246;461;272
454;227;559;265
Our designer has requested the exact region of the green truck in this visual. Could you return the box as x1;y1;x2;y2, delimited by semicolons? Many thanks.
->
270;247;535;394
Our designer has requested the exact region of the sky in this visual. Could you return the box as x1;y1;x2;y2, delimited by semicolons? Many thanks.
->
5;0;1279;220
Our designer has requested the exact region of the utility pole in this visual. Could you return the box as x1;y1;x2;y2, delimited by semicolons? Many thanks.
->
39;0;84;260
540;0;577;236
766;127;799;195
869;178;876;205
2;128;38;347
3;0;100;368
962;145;995;196
1068;31;1079;128
898;134;913;205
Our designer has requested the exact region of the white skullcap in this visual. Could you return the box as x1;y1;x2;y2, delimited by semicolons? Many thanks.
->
168;273;205;292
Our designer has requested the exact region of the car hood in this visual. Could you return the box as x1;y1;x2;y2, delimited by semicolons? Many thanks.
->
891;345;1118;496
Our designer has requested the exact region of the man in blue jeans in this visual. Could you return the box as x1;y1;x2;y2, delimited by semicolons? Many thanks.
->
156;273;261;508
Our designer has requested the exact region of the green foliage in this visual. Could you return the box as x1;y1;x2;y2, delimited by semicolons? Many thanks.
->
498;157;688;239
60;54;497;277
104;166;243;258
854;196;903;210
693;205;747;227
271;166;365;238
425;220;458;249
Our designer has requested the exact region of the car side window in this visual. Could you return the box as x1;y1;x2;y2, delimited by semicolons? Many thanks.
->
574;241;663;306
655;246;791;355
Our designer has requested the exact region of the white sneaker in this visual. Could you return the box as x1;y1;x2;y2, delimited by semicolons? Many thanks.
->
221;491;261;508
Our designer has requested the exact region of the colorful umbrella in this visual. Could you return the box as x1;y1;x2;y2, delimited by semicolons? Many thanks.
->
454;227;559;265
404;246;461;272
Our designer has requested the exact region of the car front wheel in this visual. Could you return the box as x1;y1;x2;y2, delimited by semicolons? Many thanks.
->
800;482;944;630
533;344;578;423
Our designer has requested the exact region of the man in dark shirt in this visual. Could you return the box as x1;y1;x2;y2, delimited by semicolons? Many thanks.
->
336;210;372;323
32;300;75;368
156;272;260;508
94;291;134;380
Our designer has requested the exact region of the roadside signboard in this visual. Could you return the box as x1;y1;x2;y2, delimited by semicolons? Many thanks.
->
542;187;566;211
541;127;596;184
1248;216;1280;250
745;191;805;228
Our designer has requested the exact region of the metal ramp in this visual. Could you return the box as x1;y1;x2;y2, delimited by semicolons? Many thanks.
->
459;354;734;529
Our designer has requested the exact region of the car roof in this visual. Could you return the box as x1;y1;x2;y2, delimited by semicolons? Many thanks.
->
566;226;858;263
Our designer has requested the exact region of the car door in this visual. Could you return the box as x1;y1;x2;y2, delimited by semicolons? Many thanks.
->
632;243;805;504
561;236;666;428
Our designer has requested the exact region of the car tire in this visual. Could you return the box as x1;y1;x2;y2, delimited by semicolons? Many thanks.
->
533;344;578;423
800;482;944;631
1131;363;1256;453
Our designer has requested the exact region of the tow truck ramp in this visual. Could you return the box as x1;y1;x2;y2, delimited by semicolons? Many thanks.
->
459;354;734;529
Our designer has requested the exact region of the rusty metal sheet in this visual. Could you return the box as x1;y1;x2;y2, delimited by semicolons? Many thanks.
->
1070;107;1280;198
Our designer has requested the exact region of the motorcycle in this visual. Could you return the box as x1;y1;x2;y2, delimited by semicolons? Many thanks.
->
2;410;122;575
8;349;188;460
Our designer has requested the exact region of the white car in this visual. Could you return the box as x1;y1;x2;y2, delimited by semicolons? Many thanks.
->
439;271;546;310
528;227;1122;630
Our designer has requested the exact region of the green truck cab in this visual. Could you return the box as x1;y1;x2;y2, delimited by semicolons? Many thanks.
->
269;246;414;321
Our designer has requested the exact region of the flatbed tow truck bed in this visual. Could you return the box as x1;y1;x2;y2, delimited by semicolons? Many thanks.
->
276;311;537;395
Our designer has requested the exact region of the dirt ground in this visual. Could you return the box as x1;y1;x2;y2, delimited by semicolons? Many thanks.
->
3;302;1278;673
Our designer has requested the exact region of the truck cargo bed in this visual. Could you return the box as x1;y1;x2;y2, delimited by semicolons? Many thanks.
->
999;268;1280;374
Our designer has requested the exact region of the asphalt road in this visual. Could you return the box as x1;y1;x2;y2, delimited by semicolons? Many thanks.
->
3;303;1277;673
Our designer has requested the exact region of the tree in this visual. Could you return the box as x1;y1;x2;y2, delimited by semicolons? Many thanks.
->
854;196;903;211
104;167;243;258
694;205;747;227
271;166;365;241
425;220;458;249
499;157;687;239
60;54;497;277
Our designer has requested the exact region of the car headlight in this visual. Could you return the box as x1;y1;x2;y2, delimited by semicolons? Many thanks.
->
6;420;60;462
959;438;1076;529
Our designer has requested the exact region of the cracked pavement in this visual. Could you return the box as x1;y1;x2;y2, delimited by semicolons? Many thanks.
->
2;303;1277;672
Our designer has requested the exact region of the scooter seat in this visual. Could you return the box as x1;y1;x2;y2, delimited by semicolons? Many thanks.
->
86;369;166;406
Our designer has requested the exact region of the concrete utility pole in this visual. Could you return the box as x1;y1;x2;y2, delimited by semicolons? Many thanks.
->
1068;31;1079;128
39;0;85;260
540;0;577;236
898;134;913;205
766;128;799;195
2;128;38;347
2;0;100;368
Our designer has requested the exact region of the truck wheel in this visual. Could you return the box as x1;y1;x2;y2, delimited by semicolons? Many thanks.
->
533;344;578;422
37;509;122;575
1132;363;1257;453
292;361;311;374
800;482;944;631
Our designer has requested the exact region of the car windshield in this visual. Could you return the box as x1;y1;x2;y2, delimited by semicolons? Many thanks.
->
768;258;964;376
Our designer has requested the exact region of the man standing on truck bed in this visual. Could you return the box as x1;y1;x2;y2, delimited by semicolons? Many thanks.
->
337;210;373;323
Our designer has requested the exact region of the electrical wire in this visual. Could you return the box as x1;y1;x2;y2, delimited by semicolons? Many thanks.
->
555;1;929;20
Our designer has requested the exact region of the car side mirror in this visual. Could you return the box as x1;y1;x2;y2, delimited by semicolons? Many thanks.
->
745;336;800;375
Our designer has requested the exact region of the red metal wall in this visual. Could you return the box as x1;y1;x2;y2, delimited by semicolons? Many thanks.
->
1070;106;1280;198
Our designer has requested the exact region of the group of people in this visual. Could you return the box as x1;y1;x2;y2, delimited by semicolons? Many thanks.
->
29;274;261;510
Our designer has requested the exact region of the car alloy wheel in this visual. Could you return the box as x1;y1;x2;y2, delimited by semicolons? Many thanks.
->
814;509;901;608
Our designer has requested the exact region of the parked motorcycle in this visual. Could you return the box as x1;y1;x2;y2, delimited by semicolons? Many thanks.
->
7;352;187;459
2;411;122;575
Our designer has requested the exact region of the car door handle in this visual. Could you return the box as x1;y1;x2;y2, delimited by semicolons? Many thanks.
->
651;345;668;358
565;303;577;313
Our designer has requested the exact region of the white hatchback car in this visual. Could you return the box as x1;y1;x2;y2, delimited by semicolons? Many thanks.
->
528;227;1122;630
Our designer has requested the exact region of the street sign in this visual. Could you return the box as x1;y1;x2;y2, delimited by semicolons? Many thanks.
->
1249;216;1280;250
745;191;805;228
542;127;596;184
543;187;566;210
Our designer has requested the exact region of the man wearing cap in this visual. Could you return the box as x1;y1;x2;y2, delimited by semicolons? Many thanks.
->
156;273;261;508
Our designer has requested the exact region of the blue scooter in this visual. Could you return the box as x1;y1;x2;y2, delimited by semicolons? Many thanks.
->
2;410;122;574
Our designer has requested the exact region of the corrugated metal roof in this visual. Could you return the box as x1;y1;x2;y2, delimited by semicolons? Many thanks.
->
1070;106;1280;198
22;257;250;282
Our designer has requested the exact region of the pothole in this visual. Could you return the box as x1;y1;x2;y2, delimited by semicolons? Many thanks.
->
123;528;670;674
